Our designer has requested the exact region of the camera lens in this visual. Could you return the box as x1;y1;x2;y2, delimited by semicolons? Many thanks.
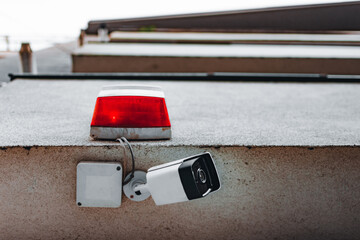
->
197;168;207;184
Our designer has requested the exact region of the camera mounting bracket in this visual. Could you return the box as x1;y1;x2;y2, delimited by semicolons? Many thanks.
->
123;170;150;202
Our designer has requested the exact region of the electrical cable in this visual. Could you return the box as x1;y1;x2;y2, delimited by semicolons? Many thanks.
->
117;137;135;185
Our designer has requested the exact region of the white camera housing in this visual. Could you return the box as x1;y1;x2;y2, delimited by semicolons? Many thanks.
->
124;152;221;205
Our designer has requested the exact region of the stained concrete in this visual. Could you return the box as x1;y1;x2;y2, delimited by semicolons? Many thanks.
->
0;146;359;240
0;80;359;147
0;79;359;239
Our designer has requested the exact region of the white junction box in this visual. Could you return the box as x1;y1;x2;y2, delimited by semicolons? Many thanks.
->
76;162;122;208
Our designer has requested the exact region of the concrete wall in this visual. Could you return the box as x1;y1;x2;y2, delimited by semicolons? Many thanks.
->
1;145;359;240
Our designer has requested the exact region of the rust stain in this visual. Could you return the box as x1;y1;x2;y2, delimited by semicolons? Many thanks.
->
129;131;140;139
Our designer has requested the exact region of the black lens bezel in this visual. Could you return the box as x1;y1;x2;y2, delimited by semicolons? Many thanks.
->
178;152;221;200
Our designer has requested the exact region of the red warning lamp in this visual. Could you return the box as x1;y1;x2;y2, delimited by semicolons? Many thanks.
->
90;85;171;140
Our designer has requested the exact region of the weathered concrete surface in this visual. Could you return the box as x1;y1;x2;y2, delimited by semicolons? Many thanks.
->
0;80;359;239
0;146;359;240
0;80;359;147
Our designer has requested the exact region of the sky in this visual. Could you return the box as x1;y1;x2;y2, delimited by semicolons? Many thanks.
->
0;0;357;51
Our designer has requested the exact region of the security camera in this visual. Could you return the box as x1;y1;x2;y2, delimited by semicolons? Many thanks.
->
123;152;221;205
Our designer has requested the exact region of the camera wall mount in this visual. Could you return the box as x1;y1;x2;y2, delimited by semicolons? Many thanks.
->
123;170;150;202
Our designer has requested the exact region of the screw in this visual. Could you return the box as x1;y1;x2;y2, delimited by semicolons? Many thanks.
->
116;166;121;171
130;195;134;199
77;202;82;206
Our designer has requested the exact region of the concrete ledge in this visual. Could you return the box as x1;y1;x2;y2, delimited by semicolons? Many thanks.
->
72;43;360;74
109;32;360;46
0;80;359;147
0;79;359;239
